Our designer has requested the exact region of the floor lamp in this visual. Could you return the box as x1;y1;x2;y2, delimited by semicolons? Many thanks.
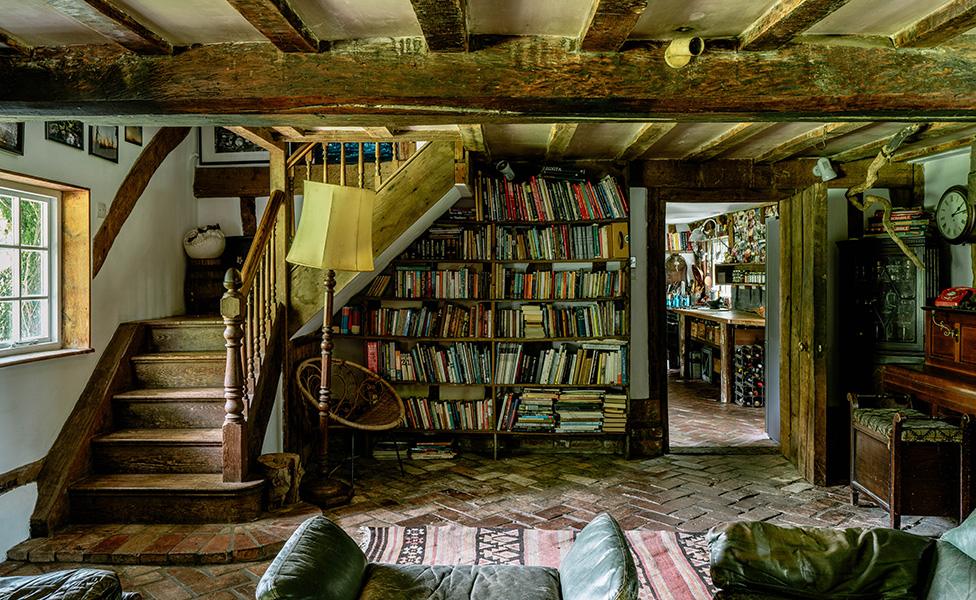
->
286;180;374;507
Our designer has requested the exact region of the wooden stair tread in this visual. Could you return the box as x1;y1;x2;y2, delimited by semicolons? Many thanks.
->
115;387;224;400
140;316;222;327
94;428;221;444
71;473;263;493
131;351;224;362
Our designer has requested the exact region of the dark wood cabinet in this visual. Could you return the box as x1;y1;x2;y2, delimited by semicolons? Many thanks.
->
925;307;976;377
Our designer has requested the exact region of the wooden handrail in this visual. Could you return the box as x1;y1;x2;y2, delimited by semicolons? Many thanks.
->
240;189;286;295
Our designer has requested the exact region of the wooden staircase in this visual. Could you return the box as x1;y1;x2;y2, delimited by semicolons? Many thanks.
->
67;317;264;524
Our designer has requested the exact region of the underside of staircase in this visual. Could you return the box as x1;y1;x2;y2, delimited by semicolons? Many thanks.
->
68;316;265;525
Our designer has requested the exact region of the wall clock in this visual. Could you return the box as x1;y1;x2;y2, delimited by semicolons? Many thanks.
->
935;185;976;243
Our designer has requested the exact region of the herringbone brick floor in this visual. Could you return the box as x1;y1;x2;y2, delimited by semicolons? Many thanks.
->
668;379;778;449
1;452;953;599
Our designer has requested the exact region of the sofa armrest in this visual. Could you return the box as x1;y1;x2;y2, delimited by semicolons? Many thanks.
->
0;568;123;600
257;516;368;600
708;521;934;600
559;513;638;600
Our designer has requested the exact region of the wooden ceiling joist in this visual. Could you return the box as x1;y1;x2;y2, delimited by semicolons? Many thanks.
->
616;124;676;160
0;27;32;56
893;0;976;48
738;0;854;50
272;126;303;138
683;123;775;161
286;130;459;143
45;0;172;54
757;122;865;163
224;126;285;152
457;125;487;155
545;124;578;160
579;0;649;52
364;127;394;138
409;0;468;52
892;126;976;162
225;0;320;52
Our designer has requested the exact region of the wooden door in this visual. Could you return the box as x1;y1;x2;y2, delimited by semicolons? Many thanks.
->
779;183;829;485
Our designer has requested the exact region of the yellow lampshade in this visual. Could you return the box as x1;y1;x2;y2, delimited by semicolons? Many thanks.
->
286;181;374;272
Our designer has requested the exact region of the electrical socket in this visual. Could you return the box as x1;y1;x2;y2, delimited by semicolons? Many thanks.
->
96;202;107;218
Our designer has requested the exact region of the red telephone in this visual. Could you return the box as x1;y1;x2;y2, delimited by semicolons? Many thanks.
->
935;287;976;308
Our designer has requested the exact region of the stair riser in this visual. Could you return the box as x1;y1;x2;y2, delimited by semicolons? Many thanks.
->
114;400;225;429
93;444;222;474
149;326;225;353
69;489;263;524
133;360;223;388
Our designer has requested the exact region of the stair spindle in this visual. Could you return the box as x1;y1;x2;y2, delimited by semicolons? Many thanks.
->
221;268;247;482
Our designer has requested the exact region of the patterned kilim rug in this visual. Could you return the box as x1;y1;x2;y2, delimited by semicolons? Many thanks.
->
360;525;715;600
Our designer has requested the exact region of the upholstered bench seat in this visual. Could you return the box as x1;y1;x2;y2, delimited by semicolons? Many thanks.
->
852;407;964;443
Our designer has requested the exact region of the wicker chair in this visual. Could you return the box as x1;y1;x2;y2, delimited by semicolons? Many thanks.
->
296;357;406;484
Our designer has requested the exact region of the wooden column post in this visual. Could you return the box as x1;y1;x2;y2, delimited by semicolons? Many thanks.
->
221;268;248;483
318;269;335;478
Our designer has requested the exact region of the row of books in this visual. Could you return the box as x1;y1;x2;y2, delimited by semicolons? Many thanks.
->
403;226;487;260
666;231;692;252
480;174;628;222
496;389;627;432
494;341;629;385
365;275;391;297
365;341;491;383
402;397;492;431
372;440;458;460
496;268;625;300
864;208;932;238
393;267;488;299
363;304;492;338
496;303;627;338
495;224;622;260
336;306;362;335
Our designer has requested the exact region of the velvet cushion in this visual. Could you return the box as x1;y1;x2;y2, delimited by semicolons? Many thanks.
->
358;564;561;600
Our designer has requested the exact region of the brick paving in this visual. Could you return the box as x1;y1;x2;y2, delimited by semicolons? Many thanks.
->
0;452;953;599
669;378;778;449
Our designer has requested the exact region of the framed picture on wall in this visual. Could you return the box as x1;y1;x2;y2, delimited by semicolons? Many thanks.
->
124;126;143;146
0;122;25;155
89;125;119;163
199;127;268;165
45;120;85;150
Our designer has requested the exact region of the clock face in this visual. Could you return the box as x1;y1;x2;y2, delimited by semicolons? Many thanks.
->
936;186;973;243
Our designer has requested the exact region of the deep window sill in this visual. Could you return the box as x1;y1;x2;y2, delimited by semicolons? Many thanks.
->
0;347;95;369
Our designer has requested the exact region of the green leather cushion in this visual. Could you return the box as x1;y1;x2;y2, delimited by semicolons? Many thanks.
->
941;508;976;561
559;512;638;600
0;568;123;600
256;516;367;600
359;564;561;600
925;540;976;600
708;521;935;599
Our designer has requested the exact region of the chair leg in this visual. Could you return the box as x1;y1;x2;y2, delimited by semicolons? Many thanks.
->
394;443;405;476
851;488;860;507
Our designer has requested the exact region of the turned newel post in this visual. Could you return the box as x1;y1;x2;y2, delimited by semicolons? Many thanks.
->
221;268;247;482
318;269;336;478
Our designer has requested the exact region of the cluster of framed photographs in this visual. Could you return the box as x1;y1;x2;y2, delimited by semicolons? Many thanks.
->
0;121;144;162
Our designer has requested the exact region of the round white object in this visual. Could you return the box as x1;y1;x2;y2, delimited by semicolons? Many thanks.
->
183;225;226;259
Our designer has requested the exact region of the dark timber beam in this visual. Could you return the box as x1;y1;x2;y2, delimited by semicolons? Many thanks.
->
8;41;976;122
45;0;172;54
195;166;269;198
739;0;854;50
409;0;468;52
225;0;320;53
580;0;649;52
893;0;976;48
546;124;578;160
457;125;487;156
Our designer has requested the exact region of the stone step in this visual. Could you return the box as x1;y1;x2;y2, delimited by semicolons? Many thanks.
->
91;428;222;474
68;474;265;524
131;352;224;388
113;387;225;429
143;316;225;353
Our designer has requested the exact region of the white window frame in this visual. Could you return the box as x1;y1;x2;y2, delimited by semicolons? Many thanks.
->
0;185;61;357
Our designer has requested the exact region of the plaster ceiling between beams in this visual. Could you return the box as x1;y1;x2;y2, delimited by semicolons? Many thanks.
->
632;0;779;39
0;0;105;46
667;202;768;224
113;0;265;44
642;123;743;159
293;0;421;41
807;0;947;36
467;0;595;36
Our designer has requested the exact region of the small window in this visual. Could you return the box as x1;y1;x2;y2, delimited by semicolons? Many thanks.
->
0;186;60;356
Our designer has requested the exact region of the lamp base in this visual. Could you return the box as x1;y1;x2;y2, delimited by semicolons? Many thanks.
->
302;476;353;508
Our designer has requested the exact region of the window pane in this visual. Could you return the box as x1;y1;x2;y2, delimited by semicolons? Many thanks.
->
20;199;47;248
0;196;13;245
21;299;48;340
0;248;16;298
21;249;47;297
0;300;11;344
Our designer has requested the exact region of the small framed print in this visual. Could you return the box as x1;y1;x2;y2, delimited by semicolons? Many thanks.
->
124;126;143;146
45;120;85;150
89;125;119;163
0;122;25;156
199;127;269;165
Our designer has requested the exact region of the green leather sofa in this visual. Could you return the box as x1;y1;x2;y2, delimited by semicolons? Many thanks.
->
707;509;976;599
0;568;140;600
257;513;639;600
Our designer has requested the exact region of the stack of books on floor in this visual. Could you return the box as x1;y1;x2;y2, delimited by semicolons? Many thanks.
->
365;341;491;383
373;440;409;460
555;389;604;432
864;208;932;238
494;341;629;385
410;441;457;460
603;394;627;433
402;397;491;431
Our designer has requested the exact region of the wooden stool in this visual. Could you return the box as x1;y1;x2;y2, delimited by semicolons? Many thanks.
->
849;393;971;529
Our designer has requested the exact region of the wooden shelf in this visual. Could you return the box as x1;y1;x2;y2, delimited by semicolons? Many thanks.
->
494;258;627;264
494;383;627;388
495;431;626;437
493;218;628;226
493;297;623;303
334;334;627;343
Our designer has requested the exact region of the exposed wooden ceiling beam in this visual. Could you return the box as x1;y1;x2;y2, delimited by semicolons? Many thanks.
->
409;0;468;52
739;0;854;50
580;0;649;52
457;125;487;156
893;0;976;48
683;123;775;161
224;126;286;152
364;127;394;138
0;27;32;56
616;124;676;160
756;122;866;162
287;130;459;142
44;0;172;54
893;126;976;162
545;124;578;160
9;41;976;122
272;126;303;138
225;0;320;53
827;123;961;162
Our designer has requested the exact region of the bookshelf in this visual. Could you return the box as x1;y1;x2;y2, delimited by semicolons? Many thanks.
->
332;168;632;458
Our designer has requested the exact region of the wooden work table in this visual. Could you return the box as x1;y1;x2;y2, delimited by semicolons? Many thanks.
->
669;307;766;404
